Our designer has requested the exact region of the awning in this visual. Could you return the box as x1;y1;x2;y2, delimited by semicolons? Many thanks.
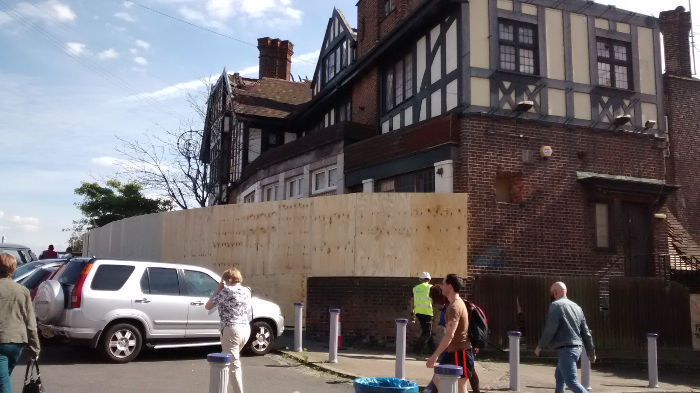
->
576;171;678;196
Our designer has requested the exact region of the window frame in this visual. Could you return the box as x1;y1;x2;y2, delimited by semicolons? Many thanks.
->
90;264;135;291
596;38;633;90
497;19;539;76
383;51;415;113
594;202;613;250
286;175;304;199
311;166;338;194
382;0;395;18
262;183;279;202
242;191;255;203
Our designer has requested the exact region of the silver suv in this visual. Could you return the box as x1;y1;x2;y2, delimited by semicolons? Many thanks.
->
34;258;284;363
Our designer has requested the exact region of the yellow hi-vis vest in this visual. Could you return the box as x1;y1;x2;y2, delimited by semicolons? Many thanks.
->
413;282;433;316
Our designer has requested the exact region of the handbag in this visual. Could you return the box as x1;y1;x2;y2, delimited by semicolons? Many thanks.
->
22;358;46;393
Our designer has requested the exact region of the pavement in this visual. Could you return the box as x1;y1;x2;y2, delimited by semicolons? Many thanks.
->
276;331;700;392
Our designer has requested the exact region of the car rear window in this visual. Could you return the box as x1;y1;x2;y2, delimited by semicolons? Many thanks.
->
12;261;44;279
90;265;135;291
57;260;88;285
22;268;56;290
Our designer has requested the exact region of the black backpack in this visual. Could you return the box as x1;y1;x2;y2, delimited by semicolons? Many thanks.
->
467;302;490;349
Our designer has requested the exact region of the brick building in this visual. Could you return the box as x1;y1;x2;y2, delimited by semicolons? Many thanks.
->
201;0;699;346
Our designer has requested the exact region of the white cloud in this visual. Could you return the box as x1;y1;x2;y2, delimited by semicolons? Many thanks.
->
135;40;150;50
0;210;4;219
11;216;40;225
292;50;320;64
237;65;258;76
178;0;302;28
98;48;119;60
114;12;135;22
0;11;12;25
122;75;217;102
19;225;40;233
133;56;148;66
14;0;76;24
65;42;86;56
124;1;134;8
129;48;138;55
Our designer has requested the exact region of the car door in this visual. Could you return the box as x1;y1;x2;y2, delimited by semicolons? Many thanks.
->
181;269;221;338
133;267;188;338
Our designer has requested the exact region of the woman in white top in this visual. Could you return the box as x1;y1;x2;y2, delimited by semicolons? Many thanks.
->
206;268;252;393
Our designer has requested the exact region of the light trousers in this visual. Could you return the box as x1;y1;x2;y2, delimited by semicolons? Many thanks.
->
221;324;251;393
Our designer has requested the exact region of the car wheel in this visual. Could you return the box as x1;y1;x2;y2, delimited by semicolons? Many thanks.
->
247;320;274;356
102;323;143;363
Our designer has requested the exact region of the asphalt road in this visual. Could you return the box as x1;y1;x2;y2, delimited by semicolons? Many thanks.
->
10;344;354;393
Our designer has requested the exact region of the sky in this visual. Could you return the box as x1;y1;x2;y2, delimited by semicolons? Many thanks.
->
0;0;698;255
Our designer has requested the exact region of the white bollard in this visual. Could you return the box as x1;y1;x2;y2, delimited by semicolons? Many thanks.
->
647;333;659;388
581;346;592;391
508;331;522;392
329;308;340;363
207;353;232;393
435;364;463;393
395;318;408;379
294;302;304;352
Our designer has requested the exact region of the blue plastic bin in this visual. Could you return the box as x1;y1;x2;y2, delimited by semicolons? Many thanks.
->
353;377;419;393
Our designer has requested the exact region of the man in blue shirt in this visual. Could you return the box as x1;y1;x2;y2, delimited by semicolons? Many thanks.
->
535;281;596;393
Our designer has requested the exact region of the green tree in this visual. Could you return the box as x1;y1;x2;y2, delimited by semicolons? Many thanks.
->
74;180;172;229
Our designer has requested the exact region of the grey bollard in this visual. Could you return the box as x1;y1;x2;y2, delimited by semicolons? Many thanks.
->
508;331;522;392
329;308;340;363
581;346;592;390
294;302;304;352
395;318;408;379
207;353;232;393
647;333;659;388
435;364;463;393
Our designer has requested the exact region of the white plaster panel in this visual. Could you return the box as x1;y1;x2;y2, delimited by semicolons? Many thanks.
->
573;92;591;120
521;3;537;16
431;89;442;118
393;114;401;130
638;27;657;95
497;0;513;11
595;18;609;30
382;120;390;134
431;24;442;85
470;77;490;107
404;106;414;127
446;79;458;111
546;8;565;80
641;103;658;129
548;88;566;117
420;98;427;121
570;13;590;84
470;0;490;68
617;22;630;34
417;37;427;89
446;19;458;74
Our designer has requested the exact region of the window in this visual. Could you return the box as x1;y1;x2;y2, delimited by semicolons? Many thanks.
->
384;52;414;112
142;267;180;296
182;270;218;297
323;40;350;85
383;0;395;17
243;191;255;203
263;184;278;202
597;39;632;89
498;20;538;75
595;203;610;248
495;173;523;203
395;169;435;192
287;176;303;199
90;265;135;291
312;167;338;194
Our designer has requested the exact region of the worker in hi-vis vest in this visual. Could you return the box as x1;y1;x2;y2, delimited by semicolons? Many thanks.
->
411;272;435;354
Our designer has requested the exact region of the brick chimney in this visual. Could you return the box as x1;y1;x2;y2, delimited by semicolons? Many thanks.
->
659;6;693;78
257;37;294;80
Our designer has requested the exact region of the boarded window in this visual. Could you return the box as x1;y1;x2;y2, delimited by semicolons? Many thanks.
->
595;203;610;248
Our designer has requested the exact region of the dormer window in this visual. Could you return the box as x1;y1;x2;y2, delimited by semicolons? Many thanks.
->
323;39;351;85
498;20;538;75
596;38;632;90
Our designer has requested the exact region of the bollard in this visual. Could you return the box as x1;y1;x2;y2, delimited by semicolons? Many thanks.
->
647;333;659;388
581;346;592;391
508;331;522;392
435;364;463;393
329;308;340;363
395;318;408;379
294;302;304;352
207;353;232;393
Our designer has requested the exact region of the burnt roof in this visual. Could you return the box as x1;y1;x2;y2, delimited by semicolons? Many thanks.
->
228;75;312;119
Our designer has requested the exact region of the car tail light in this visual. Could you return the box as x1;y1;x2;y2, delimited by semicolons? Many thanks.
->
70;263;93;308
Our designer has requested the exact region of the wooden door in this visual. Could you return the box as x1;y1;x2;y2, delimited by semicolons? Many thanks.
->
621;202;653;277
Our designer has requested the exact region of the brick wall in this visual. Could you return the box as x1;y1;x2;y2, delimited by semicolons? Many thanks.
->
307;277;440;349
356;0;422;57
665;75;700;242
453;115;668;280
351;67;379;128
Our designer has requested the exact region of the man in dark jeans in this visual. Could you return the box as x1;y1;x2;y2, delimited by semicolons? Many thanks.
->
411;272;435;354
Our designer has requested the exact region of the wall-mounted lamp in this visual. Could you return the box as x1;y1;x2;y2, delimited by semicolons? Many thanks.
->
514;100;534;113
613;114;631;127
436;167;444;176
644;120;657;130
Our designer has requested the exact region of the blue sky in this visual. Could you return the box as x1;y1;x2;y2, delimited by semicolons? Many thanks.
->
0;0;697;254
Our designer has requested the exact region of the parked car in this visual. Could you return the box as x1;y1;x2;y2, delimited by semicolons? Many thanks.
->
34;258;284;363
21;265;61;300
12;259;66;283
0;243;37;266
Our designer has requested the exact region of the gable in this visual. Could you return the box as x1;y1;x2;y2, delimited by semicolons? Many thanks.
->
312;8;357;96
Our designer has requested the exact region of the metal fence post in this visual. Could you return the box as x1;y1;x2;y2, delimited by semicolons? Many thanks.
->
581;345;592;391
294;302;304;352
508;331;522;392
647;333;659;388
207;353;232;393
395;318;408;379
329;308;340;363
435;364;463;393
